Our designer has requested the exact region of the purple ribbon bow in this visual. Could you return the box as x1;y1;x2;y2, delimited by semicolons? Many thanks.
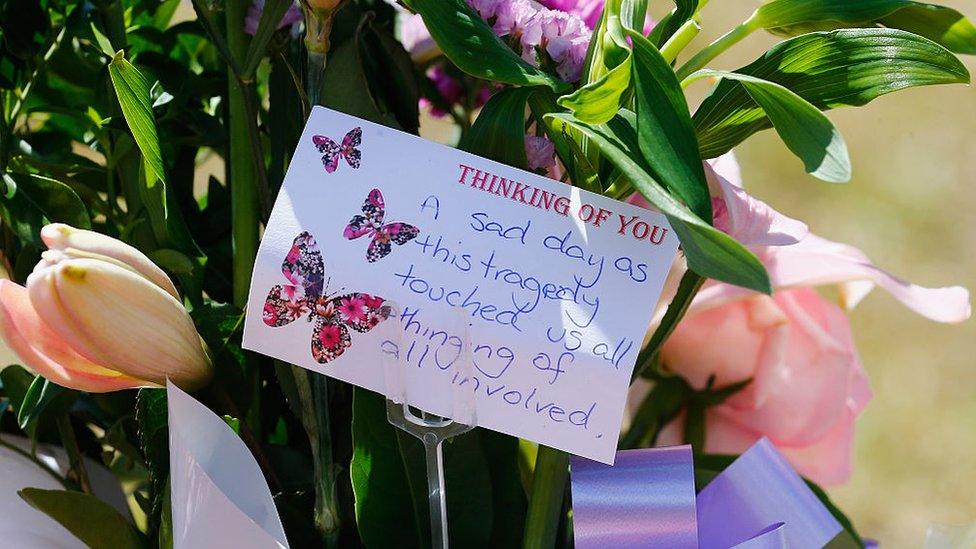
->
570;438;843;548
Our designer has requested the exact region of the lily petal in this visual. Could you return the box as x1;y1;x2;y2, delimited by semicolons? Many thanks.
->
28;259;212;389
0;280;148;392
40;223;180;299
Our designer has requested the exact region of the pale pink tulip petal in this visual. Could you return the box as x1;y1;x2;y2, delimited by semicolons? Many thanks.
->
0;280;148;392
760;234;971;323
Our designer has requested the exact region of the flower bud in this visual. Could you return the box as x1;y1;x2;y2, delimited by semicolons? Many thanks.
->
0;225;213;392
39;223;179;299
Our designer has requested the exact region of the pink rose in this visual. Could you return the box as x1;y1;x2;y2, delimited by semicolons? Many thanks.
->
655;287;871;486
627;153;970;485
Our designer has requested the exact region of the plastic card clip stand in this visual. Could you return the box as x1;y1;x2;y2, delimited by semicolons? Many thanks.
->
379;303;476;549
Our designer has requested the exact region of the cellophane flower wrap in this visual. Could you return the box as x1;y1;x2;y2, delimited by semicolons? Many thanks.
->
0;0;972;547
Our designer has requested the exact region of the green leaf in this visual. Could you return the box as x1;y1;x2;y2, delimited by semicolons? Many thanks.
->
108;52;167;190
351;389;421;547
558;13;633;125
879;4;976;55
459;87;537;169
481;430;527;546
404;0;570;92
17;377;70;431
0;173;91;247
546;112;770;293
136;388;169;541
619;376;690;449
693;28;970;158
18;488;144;549
628;29;711;222
0;365;35;413
107;54;206;260
241;0;292;78
754;0;976;55
322;18;401;129
693;70;850;182
351;390;523;547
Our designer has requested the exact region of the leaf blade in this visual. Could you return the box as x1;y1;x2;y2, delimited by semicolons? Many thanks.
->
628;28;711;222
18;488;144;549
546;112;770;293
695;70;851;182
693;28;970;158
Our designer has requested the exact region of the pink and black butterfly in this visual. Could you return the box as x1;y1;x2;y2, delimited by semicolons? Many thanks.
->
344;188;420;262
263;231;391;364
312;127;362;173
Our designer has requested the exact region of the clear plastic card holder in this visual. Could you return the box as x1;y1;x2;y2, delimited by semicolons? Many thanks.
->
379;302;476;549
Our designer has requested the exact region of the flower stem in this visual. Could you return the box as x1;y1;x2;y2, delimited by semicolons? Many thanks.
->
674;13;759;81
522;445;570;549
55;414;92;494
631;270;705;384
659;18;701;64
226;0;259;308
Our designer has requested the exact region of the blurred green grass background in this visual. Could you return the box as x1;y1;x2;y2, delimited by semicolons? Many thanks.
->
668;1;976;544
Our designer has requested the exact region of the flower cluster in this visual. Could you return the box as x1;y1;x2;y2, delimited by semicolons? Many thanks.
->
467;0;592;82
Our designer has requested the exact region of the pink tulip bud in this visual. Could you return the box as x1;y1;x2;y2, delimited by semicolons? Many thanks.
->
0;225;213;392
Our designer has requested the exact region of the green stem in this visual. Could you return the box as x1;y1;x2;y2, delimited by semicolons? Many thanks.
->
226;0;259;308
0;435;68;488
55;414;92;494
675;13;759;81
630;270;705;383
522;445;570;549
659;18;701;64
297;8;342;545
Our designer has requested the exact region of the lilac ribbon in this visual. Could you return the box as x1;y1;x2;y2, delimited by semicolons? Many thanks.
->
570;438;843;548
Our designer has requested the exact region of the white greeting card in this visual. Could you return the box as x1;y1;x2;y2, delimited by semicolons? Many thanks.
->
242;106;678;463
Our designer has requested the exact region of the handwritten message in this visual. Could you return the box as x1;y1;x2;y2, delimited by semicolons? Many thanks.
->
242;107;678;463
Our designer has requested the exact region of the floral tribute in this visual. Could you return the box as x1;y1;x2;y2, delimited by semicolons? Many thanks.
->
0;0;972;547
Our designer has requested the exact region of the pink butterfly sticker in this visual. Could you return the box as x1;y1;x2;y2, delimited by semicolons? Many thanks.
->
312;127;362;173
344;188;420;262
263;231;390;364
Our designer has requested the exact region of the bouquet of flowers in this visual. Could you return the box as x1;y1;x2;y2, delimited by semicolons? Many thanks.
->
0;0;971;546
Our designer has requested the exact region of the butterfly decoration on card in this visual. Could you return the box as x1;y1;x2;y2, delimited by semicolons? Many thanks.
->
263;231;391;364
313;127;361;173
344;188;420;262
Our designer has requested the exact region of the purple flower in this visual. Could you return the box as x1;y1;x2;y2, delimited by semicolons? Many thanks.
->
419;64;492;118
525;135;556;171
244;0;304;36
539;0;605;28
493;0;543;44
470;0;504;19
539;11;589;81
